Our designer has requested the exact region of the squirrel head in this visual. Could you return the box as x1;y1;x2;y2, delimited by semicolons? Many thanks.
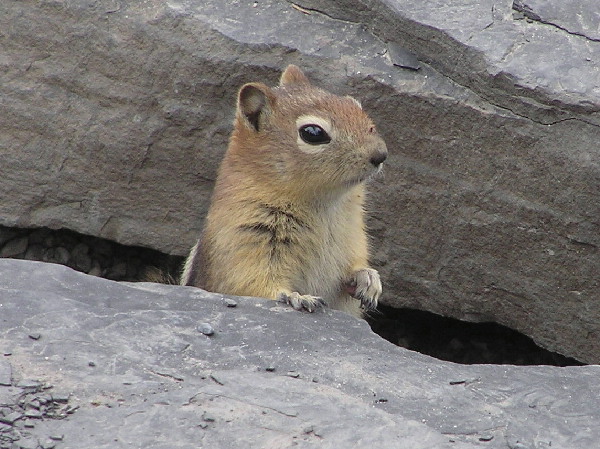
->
229;65;388;198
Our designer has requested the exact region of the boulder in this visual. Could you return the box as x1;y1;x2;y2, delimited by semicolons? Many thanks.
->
0;259;599;449
0;0;598;363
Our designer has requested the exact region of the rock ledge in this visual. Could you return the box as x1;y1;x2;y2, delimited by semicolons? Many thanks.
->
1;260;598;449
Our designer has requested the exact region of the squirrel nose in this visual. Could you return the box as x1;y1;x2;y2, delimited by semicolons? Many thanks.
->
370;150;387;167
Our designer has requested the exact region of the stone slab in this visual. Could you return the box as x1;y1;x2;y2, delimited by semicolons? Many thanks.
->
0;259;598;448
0;0;598;364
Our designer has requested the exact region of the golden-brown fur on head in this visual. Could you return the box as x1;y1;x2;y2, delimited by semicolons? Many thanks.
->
228;65;387;200
181;65;387;318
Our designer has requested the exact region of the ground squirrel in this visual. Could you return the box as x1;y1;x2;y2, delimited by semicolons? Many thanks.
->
181;65;387;318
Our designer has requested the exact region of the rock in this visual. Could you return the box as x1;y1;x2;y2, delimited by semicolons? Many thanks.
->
0;225;178;287
201;412;216;422
0;237;28;258
0;259;598;449
105;262;127;281
197;323;215;336
0;228;19;247
224;298;237;308
48;247;70;266
24;244;45;262
15;380;42;389
0;0;598;364
16;438;39;449
70;243;91;273
87;261;102;278
0;411;23;425
50;394;69;404
24;409;43;419
0;361;11;387
41;440;57;449
512;0;600;41
28;229;51;245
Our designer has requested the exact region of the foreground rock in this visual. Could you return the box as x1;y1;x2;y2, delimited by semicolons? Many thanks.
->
0;260;599;449
1;0;598;363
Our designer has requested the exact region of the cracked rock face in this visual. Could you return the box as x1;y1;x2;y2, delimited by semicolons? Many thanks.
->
1;0;599;363
1;259;599;449
513;0;600;41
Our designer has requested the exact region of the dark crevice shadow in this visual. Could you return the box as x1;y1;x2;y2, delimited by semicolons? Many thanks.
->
368;305;585;366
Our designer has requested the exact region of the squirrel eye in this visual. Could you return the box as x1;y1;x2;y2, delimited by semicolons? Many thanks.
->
299;124;331;145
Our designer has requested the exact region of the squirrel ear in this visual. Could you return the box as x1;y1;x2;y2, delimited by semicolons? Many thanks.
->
279;65;310;86
237;83;275;131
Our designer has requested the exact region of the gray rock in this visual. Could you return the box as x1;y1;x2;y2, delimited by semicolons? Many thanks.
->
24;410;43;419
513;0;600;41
70;243;91;273
16;438;39;449
87;261;102;278
0;0;598;364
46;248;70;266
14;380;42;390
0;361;11;387
0;237;28;258
224;298;237;308
0;259;598;449
0;411;22;425
41;440;57;449
105;262;127;280
197;323;215;336
0;229;19;247
49;395;69;405
24;244;45;262
27;229;51;245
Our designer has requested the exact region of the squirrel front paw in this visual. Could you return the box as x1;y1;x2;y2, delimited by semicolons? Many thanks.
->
346;268;381;311
276;291;326;313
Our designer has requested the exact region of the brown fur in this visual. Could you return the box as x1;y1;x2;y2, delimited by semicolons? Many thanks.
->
181;65;387;317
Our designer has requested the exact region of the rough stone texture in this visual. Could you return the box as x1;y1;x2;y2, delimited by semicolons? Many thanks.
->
0;0;598;363
1;260;599;449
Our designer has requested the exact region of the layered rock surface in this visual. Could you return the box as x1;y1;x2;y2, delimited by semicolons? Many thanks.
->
1;259;599;449
0;0;598;363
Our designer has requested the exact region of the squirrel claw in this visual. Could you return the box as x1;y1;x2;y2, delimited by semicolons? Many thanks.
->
348;268;381;311
277;291;326;313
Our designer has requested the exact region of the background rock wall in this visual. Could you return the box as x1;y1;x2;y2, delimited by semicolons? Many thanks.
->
1;0;598;363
